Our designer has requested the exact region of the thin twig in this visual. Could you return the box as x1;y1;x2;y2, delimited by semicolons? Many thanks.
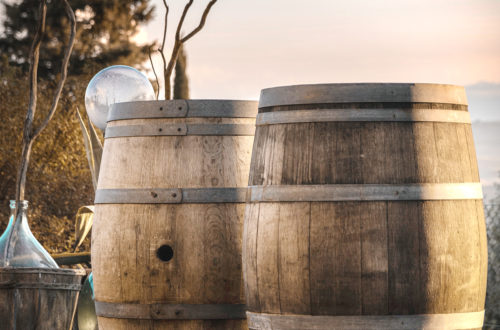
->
148;46;160;99
15;0;47;204
159;0;169;98
164;0;194;91
160;0;169;51
163;0;217;99
31;0;76;140
181;0;217;43
175;0;194;41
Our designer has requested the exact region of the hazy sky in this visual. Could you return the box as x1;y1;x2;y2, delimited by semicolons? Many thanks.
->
139;0;500;190
138;0;500;102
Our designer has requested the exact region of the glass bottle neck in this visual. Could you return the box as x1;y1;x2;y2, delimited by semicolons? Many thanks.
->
10;200;29;212
9;200;29;227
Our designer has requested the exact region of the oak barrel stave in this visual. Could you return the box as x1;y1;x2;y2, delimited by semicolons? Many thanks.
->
243;83;487;330
92;100;257;329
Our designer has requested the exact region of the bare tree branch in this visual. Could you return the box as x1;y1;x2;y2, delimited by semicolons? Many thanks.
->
160;0;169;52
8;0;48;264
149;46;160;99
163;0;217;99
9;0;75;263
175;0;194;41
15;0;47;204
14;0;75;216
158;0;170;97
31;0;76;140
180;0;217;43
162;0;192;99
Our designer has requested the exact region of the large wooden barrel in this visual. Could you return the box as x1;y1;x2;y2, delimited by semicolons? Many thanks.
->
243;83;487;330
0;267;85;329
92;100;257;329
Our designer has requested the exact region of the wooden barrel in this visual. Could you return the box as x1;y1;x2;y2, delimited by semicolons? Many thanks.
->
0;267;85;329
92;100;257;329
243;83;487;330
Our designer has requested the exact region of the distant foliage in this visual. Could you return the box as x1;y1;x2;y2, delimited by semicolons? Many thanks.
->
0;0;156;254
485;180;500;329
173;45;190;100
0;60;93;253
0;0;154;78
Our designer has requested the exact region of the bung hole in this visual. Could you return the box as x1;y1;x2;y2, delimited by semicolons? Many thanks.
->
157;245;174;262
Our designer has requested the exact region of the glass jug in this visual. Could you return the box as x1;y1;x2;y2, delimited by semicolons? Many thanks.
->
0;200;58;268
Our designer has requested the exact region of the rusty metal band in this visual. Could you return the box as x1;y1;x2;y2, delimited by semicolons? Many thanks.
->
0;282;82;290
105;124;255;138
248;183;483;202
108;99;258;122
95;301;246;320
95;187;248;204
256;109;471;125
247;311;484;330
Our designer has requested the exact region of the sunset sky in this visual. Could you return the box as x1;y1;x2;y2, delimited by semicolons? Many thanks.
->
139;0;500;109
138;0;500;193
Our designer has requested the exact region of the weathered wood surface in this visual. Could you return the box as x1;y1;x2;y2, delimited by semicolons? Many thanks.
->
0;267;85;330
243;83;487;329
93;100;257;329
258;83;468;107
52;251;91;265
246;311;485;330
95;301;246;320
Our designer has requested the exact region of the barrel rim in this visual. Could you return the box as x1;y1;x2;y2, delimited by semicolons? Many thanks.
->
259;83;468;108
108;99;258;122
0;267;87;276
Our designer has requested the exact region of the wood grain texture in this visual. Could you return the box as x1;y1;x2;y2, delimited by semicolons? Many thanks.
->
242;84;486;328
360;202;388;315
249;122;479;186
310;202;362;315
278;202;311;314
98;317;247;330
256;203;280;314
93;100;256;329
419;201;482;313
475;200;488;312
387;201;422;314
0;268;84;330
243;203;261;311
247;311;485;330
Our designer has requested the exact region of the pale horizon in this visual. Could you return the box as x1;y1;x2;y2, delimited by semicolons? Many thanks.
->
135;0;500;101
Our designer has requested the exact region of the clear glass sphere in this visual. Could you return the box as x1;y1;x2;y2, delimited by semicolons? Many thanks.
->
85;65;155;130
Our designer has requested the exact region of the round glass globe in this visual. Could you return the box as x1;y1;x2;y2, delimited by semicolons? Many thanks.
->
85;65;155;130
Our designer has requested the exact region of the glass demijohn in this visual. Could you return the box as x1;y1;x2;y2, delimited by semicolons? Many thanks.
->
0;200;58;268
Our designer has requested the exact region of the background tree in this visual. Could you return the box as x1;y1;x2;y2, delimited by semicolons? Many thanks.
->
173;45;189;99
0;0;155;253
0;0;154;78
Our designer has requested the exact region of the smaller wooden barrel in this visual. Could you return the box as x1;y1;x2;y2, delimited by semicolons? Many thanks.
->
92;99;257;329
243;83;487;330
0;267;85;329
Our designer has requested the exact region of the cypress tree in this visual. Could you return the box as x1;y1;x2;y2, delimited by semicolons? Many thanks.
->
173;45;190;100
